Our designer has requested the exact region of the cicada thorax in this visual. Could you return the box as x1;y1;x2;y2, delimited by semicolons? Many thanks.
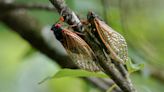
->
51;23;100;72
87;12;128;64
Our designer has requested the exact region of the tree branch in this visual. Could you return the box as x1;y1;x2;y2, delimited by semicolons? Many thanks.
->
0;2;56;11
49;0;83;32
86;78;121;92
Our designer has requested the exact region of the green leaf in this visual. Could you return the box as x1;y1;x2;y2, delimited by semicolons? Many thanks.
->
53;69;108;78
126;58;144;74
38;69;108;84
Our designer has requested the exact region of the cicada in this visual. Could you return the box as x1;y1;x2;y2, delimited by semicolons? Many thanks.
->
51;23;100;72
87;11;128;64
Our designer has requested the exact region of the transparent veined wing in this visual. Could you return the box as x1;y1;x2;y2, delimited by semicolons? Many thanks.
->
61;29;101;71
93;18;128;63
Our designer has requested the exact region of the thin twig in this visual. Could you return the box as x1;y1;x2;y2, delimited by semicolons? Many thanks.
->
86;78;121;92
100;78;122;92
0;2;56;11
86;78;110;91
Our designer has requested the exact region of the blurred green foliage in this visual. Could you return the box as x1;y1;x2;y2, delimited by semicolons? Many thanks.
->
0;0;164;92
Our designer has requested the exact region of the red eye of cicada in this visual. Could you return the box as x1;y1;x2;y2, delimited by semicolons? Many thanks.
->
55;23;61;28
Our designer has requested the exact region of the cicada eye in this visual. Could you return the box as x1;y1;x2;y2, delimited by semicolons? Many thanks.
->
51;23;61;32
55;24;61;28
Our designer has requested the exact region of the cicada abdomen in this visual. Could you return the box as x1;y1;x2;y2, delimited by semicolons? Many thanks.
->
51;23;100;72
87;11;128;64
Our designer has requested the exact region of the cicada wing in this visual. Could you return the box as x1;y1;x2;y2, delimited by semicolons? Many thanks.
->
62;29;100;72
94;19;128;63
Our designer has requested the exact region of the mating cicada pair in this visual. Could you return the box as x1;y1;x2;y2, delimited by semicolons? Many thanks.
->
51;11;128;72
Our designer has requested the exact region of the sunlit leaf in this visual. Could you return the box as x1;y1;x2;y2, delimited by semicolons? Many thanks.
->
126;58;144;74
39;68;108;84
53;69;108;78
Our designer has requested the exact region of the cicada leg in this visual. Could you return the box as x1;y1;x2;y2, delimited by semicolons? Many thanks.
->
111;52;124;64
80;19;90;25
67;24;78;29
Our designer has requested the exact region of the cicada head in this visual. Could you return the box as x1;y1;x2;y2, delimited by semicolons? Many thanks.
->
87;11;97;23
51;23;63;41
87;11;103;22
